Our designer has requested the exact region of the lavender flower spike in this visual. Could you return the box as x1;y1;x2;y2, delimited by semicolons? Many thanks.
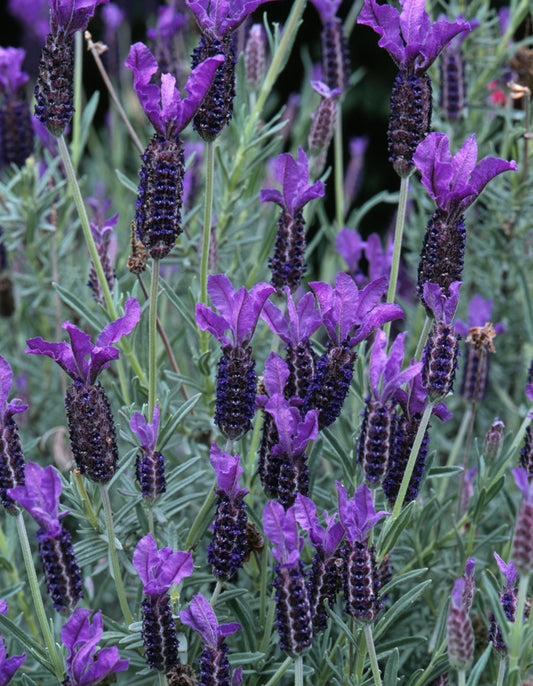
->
197;274;274;440
133;533;194;671
25;298;140;482
447;578;474;670
62;608;129;685
310;0;350;91
131;404;166;503
0;47;33;168
180;593;241;686
261;147;325;293
8;462;83;614
0;355;27;514
511;467;533;574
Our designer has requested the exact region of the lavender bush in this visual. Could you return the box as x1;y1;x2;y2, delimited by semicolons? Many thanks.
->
0;1;532;685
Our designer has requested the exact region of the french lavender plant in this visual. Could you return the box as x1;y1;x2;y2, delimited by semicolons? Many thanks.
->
8;462;84;614
310;0;350;93
126;42;223;259
358;0;471;177
196;274;274;441
25;298;140;482
0;355;27;514
413;132;517;305
61;608;129;685
131;404;166;504
133;532;194;672
308;81;341;175
0;47;33;168
446;577;474;675
34;0;109;136
488;553;519;656
260;147;325;294
86;204;117;304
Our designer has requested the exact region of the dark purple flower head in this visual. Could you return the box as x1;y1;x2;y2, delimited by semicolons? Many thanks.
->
265;394;318;457
0;356;28;424
8;462;63;535
261;289;322;346
62;608;129;686
455;294;505;337
310;0;343;23
186;0;276;39
369;330;422;403
180;593;240;649
414;133;518;220
0;633;25;685
494;552;519;590
196;274;274;347
0;47;29;97
336;481;389;543
133;533;194;597
358;0;471;74
394;363;452;421
130;405;160;454
260;147;325;215
50;0;109;37
25;297;140;386
263;500;305;568
423;281;461;325
125;42;224;139
210;441;248;499
293;493;343;556
310;272;404;346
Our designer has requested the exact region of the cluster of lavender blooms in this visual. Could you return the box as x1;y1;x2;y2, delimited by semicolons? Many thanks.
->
2;0;533;684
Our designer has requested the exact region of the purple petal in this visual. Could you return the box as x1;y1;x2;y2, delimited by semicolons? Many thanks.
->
358;0;404;66
207;273;237;321
463;157;518;212
494;552;519;588
261;300;290;342
8;463;61;532
130;405;159;453
451;577;465;608
513;467;533;503
79;647;129;685
262;353;290;397
132;532;159;588
180;593;218;648
369;329;388;398
210;441;247;497
336;228;366;274
0;638;25;684
51;0;109;35
418;18;471;71
0;355;13;416
96;298;141;348
172;55;225;133
262;500;301;567
195;304;231;346
259;188;284;207
25;337;79;380
310;0;343;23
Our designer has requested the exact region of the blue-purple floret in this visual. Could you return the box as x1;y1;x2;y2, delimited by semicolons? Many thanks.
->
141;595;180;671
37;525;83;614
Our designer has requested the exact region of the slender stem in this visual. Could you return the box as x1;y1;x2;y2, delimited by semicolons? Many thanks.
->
185;482;216;550
456;397;478;520
200;140;215;357
496;657;506;686
149;259;160;419
72;30;83;171
334;103;344;228
73;470;99;529
246;411;264;498
16;513;64;680
414;315;432;361
364;624;382;686
294;655;304;686
509;570;529;673
100;484;133;626
85;31;144;155
384;176;409;336
458;670;466;686
0;523;38;636
158;671;167;686
210;580;223;606
264;656;293;686
147;506;154;535
391;402;434;520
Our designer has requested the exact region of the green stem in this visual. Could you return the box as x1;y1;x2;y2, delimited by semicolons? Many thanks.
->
200;140;215;357
158;671;167;686
264;656;293;686
73;470;99;529
414;315;432;361
294;655;304;686
458;670;466;686
384;175;410;333
496;657;506;686
149;259;160;419
16;513;64;680
364;624;382;686
210;580;223;606
100;484;133;626
509;570;529;673
185;482;216;550
72;30;83;171
334;103;344;228
391;402;434;520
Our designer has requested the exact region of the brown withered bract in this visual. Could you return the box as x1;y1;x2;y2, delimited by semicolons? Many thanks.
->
466;322;496;354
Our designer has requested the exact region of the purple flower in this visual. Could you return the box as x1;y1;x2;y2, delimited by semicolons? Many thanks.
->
369;330;422;403
101;2;124;31
8;462;63;533
50;0;109;38
336;228;367;278
25;298;140;385
0;48;29;97
262;289;322;348
126;42;224;139
131;405;166;503
423;281;461;325
447;578;474;669
185;0;277;39
0;635;25;685
260;147;325;215
180;593;240;648
414;133;518;221
62;608;129;685
133;533;193;597
494;553;519;590
147;3;187;43
263;500;304;568
336;481;389;543
294;494;344;556
358;0;471;75
87;207;117;304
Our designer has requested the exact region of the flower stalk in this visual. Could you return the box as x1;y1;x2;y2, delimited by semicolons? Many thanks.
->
385;175;409;333
364;624;382;686
200;139;216;356
149;259;160;419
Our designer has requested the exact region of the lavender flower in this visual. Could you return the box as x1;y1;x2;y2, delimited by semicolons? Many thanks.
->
358;330;422;487
484;418;505;460
260;147;325;293
0;47;33;168
196;274;274;440
304;273;403;429
7;0;49;43
446;578;474;670
8;462;83;614
25;298;140;482
358;0;470;176
511;468;533;574
343;136;369;207
414;133;517;302
294;493;344;633
308;81;341;174
180;593;241;686
263;500;313;654
488;553;519;655
207;441;249;580
34;0;109;135
336;481;389;623
62;608;129;685
0;601;25;685
245;24;266;88
133;532;194;671
186;0;277;140
131;404;166;503
0;355;27;514
310;0;350;92
86;206;117;304
421;282;461;402
126;42;223;258
439;17;478;121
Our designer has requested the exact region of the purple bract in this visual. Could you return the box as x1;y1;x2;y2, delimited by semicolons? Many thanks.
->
8;462;64;535
50;0;109;37
423;281;461;325
263;500;305;568
454;294;505;338
261;289;322;347
293;493;344;556
310;0;343;23
185;0;277;39
494;552;519;590
210;440;248;499
368;330;422;403
133;532;194;597
336;481;389;543
0;356;28;424
180;593;241;648
0;47;29;97
131;405;160;454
